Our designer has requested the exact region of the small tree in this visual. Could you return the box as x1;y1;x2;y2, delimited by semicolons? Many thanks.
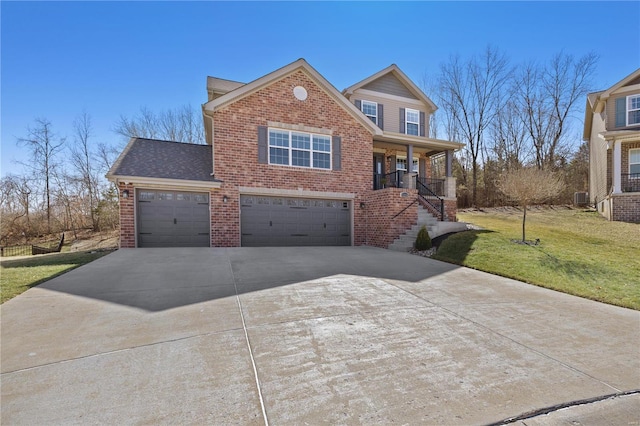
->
415;225;432;251
497;167;564;242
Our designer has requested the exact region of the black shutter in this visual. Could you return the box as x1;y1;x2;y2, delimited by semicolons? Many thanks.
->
615;98;626;128
378;104;384;129
390;155;397;173
419;158;426;177
399;108;405;134
355;99;362;110
332;136;341;171
420;112;426;137
258;126;268;164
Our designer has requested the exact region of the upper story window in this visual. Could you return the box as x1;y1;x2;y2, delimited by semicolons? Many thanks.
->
361;100;378;125
268;129;331;170
628;95;640;126
630;149;640;176
406;108;420;136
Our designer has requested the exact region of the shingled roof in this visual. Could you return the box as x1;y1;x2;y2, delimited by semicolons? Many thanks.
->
107;138;220;182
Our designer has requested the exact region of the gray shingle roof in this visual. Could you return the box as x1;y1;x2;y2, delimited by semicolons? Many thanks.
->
109;138;220;182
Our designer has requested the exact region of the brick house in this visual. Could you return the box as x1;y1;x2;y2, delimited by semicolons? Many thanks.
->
584;68;640;223
107;59;464;248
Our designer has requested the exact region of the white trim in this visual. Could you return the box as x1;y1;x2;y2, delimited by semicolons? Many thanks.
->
266;121;332;135
629;148;640;176
405;108;420;136
353;88;426;108
238;186;355;200
612;83;640;96
361;100;378;125
613;140;622;194
110;175;222;190
626;94;640;127
267;128;332;170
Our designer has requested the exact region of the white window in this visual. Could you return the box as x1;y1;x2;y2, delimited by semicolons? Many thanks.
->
268;129;331;170
630;148;640;176
396;158;418;173
361;100;377;125
627;95;640;126
406;108;420;136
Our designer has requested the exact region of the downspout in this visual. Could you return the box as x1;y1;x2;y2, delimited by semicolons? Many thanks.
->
203;108;215;177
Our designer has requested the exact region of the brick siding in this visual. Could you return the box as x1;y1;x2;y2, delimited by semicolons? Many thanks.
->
612;194;640;223
212;69;373;247
362;188;418;248
118;183;135;248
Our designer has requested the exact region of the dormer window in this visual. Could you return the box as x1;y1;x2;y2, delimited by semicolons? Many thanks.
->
628;95;640;126
406;108;420;136
361;100;378;125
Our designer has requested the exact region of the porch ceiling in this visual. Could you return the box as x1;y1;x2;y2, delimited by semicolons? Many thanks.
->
374;131;464;153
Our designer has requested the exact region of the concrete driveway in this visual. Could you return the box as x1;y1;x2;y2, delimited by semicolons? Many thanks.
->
1;247;638;425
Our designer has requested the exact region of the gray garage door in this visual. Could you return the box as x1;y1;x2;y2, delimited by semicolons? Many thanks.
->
137;190;210;248
240;195;351;247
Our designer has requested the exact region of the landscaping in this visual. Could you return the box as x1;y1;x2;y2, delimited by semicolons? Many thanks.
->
433;206;640;310
1;250;113;303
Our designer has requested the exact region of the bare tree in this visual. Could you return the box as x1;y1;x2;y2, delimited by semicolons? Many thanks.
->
17;118;66;233
438;46;512;206
516;52;598;170
497;167;565;242
0;175;33;244
69;111;101;230
490;99;532;171
113;105;205;144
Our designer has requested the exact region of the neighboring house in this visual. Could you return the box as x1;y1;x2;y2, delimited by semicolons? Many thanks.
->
107;59;464;248
584;68;640;223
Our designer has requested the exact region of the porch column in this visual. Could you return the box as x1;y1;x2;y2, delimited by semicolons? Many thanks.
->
445;150;453;177
612;140;622;194
406;144;414;170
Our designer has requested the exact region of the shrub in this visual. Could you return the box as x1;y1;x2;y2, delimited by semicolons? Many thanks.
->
415;225;432;251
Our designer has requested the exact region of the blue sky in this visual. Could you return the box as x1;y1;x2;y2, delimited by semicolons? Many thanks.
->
2;1;639;177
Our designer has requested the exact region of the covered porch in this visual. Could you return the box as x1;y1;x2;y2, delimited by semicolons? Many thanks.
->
371;133;463;221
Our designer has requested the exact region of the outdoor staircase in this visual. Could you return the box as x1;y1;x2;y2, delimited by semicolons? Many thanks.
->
388;205;438;252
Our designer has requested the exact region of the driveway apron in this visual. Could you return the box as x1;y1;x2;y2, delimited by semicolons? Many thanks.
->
1;247;638;425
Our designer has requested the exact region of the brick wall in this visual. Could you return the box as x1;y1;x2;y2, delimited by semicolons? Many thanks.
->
362;188;418;248
612;194;640;223
118;183;135;248
212;69;373;247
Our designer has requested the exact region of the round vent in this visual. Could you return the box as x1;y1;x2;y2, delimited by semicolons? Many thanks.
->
293;86;308;101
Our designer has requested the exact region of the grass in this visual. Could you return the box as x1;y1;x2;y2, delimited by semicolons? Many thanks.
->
1;250;113;304
433;207;640;310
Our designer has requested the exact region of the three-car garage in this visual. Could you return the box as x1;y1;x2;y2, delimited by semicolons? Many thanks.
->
135;189;351;247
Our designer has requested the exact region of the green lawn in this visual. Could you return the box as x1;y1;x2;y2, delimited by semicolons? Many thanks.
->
1;251;113;303
433;207;640;310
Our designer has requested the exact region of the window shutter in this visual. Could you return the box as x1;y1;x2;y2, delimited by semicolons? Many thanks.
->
615;98;626;128
399;108;405;134
378;104;384;129
390;155;397;173
419;112;426;137
419;158;426;177
257;126;268;164
355;99;362;110
332;136;341;171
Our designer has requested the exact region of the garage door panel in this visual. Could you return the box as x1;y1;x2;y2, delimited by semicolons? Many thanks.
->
240;195;350;247
137;190;210;248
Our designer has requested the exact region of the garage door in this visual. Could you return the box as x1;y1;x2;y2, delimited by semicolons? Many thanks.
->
240;195;350;247
137;190;210;247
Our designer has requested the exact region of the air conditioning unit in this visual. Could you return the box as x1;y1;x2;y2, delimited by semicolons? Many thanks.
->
574;192;588;207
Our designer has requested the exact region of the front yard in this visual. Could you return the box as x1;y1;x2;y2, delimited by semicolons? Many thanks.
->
434;207;640;310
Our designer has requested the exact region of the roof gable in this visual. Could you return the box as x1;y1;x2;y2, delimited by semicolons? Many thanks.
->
343;64;437;111
601;68;640;99
203;59;381;136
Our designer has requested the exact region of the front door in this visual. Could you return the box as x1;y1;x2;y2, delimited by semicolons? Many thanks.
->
373;154;385;189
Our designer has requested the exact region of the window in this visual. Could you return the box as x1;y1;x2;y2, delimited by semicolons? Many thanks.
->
268;129;331;170
628;95;640;126
630;149;640;176
396;157;418;173
361;100;377;125
406;108;420;136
